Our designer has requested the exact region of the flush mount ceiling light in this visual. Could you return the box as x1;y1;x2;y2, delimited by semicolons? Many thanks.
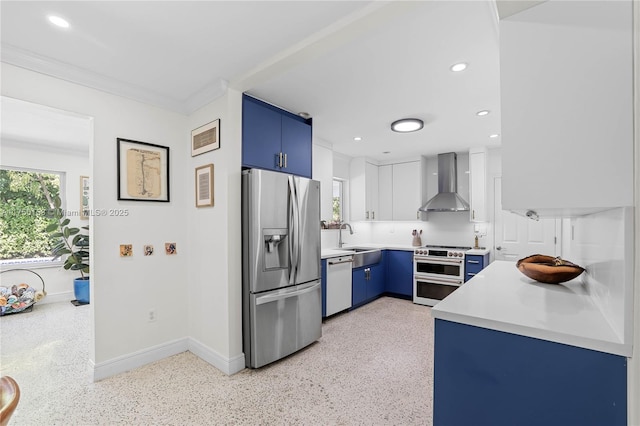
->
391;118;424;133
353;137;362;141
489;133;500;138
48;15;70;28
450;62;468;72
476;110;490;116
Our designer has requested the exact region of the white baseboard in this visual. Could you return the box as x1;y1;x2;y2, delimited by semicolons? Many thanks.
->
92;338;188;381
91;337;245;381
188;337;245;375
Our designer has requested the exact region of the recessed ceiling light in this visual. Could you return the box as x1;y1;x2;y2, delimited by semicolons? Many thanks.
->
298;112;311;119
450;62;467;72
354;137;362;141
476;110;490;116
48;15;70;28
489;133;500;138
391;118;424;133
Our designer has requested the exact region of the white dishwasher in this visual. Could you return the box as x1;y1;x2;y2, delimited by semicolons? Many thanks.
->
326;255;353;316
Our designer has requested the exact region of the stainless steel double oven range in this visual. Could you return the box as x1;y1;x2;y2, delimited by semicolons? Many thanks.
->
413;245;471;306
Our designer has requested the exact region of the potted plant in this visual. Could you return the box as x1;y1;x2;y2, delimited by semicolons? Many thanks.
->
46;195;90;304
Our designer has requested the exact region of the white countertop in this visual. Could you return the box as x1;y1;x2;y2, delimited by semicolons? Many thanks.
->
466;248;490;255
322;244;417;259
431;261;631;357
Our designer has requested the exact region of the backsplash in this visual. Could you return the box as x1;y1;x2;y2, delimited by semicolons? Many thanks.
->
570;207;633;345
322;212;477;249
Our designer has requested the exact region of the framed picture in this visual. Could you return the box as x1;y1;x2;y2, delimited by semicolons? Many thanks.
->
191;119;220;156
117;138;170;202
80;175;90;220
195;164;214;207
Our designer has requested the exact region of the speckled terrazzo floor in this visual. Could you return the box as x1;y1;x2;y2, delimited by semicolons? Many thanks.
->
1;296;433;425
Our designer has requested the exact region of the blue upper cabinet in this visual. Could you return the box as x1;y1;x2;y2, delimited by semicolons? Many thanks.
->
242;94;312;178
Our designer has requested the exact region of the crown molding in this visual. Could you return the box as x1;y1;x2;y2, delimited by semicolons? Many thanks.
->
1;43;227;115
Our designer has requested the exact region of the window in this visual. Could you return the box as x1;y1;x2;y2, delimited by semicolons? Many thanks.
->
332;179;344;222
0;167;64;266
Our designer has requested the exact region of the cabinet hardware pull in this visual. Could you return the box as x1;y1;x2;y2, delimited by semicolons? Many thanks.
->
468;273;476;276
472;209;475;220
467;260;480;264
284;153;288;168
372;211;375;220
366;211;369;220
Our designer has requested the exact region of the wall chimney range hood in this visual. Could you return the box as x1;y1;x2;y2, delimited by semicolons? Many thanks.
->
418;152;470;212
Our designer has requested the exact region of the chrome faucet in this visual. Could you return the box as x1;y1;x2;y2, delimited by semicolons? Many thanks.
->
338;222;353;248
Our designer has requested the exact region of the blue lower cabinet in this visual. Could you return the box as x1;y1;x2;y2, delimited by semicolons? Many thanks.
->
367;263;385;300
385;250;413;298
352;267;367;308
465;253;490;282
434;319;627;426
321;259;327;318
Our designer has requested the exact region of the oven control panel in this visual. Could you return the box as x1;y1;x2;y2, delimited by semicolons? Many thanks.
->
414;248;467;258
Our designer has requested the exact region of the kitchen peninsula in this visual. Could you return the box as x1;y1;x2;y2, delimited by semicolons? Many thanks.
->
432;261;629;426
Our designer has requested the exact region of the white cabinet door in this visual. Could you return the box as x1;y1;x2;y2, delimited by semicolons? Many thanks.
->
349;157;378;221
365;161;379;220
378;164;393;221
469;148;486;223
312;144;333;222
392;161;422;221
500;1;633;217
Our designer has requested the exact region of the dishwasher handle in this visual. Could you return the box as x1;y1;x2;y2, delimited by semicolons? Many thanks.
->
328;259;354;266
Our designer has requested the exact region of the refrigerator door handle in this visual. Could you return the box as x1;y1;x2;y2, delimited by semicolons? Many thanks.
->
255;282;320;306
288;176;299;283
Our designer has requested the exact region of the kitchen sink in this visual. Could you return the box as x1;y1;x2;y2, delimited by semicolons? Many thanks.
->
348;248;382;268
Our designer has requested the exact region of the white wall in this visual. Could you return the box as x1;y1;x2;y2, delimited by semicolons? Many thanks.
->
2;63;189;376
312;143;333;222
1;142;89;301
570;207;633;347
185;89;244;374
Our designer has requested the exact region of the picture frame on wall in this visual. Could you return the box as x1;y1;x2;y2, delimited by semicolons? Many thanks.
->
195;164;214;207
80;175;90;220
117;138;170;202
191;119;220;157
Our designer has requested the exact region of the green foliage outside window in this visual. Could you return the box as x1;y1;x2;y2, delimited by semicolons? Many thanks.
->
0;169;60;260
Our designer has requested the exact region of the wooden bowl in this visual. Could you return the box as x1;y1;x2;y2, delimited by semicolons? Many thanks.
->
516;254;585;284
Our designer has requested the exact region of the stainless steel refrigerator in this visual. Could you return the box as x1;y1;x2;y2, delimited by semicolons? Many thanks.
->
242;168;322;368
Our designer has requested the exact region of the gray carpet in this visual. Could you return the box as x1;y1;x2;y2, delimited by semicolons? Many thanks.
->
1;296;433;425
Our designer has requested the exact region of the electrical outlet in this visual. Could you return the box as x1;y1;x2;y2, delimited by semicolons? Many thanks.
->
148;309;157;322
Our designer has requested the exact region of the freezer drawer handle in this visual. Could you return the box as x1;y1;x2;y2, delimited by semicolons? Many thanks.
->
255;283;319;305
328;259;354;266
467;260;480;264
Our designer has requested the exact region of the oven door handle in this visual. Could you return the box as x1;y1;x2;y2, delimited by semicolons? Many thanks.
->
415;276;463;285
415;257;463;265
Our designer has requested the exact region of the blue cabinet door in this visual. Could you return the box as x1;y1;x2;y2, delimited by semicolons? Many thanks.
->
386;250;413;298
281;114;312;178
242;96;282;171
465;253;490;282
366;254;386;300
352;267;367;308
434;319;627;426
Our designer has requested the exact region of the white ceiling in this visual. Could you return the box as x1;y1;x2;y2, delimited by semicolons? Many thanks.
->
1;1;504;162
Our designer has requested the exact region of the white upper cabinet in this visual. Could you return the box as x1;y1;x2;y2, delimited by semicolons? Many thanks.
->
392;160;426;221
350;157;378;221
378;164;393;221
500;1;633;217
312;143;334;222
469;148;487;223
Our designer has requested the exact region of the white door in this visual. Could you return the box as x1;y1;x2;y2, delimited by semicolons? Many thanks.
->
494;177;559;261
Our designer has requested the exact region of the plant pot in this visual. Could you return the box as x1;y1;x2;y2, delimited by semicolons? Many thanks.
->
74;277;90;304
